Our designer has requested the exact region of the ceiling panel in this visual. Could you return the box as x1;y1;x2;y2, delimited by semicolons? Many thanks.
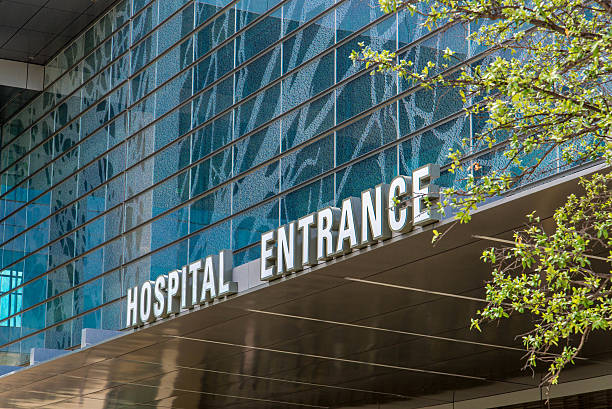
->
0;0;117;66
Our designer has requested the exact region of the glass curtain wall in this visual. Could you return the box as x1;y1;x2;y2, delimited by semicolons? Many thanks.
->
0;0;562;365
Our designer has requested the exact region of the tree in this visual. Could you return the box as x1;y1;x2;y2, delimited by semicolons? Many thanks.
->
351;0;612;387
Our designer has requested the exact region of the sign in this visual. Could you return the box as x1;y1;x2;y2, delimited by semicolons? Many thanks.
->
126;164;440;327
260;164;440;281
126;251;238;327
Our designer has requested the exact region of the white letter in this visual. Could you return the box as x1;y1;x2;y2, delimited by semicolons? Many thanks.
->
413;164;440;226
180;265;190;309
200;255;217;302
388;175;413;233
317;207;340;261
278;222;298;274
153;275;167;319
297;213;317;267
361;184;390;245
189;259;203;306
336;197;360;254
167;270;181;314
218;250;238;297
139;281;155;324
260;230;277;281
126;286;139;327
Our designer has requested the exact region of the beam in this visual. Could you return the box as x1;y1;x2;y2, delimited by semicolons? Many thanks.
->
0;59;44;91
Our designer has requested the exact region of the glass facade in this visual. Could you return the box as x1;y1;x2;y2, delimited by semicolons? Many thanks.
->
0;0;562;365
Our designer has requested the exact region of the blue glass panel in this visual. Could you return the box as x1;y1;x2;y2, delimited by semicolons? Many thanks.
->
151;207;189;251
131;33;157;75
23;251;47;282
30;113;54;150
235;46;281;102
282;11;334;73
44;321;72;349
281;53;334;111
196;0;231;26
48;236;75;270
196;7;235;58
153;137;191;184
157;39;194;87
132;2;158;44
155;70;193;119
106;175;125;210
74;278;102;314
21;304;45;336
233;244;260;266
190;148;232;198
159;0;191;23
29;143;53;184
232;199;278;249
191;112;233;161
158;4;194;56
154;102;192;152
46;263;74;298
234;83;281;138
152;171;189;217
336;15;396;82
131;65;156;104
22;277;46;310
80;100;109;140
233;122;280;175
150;239;188;279
188;220;231;263
74;217;105;256
280;175;334;224
79;128;108;166
79;248;104;283
281;135;333;191
232;161;279;213
104;207;123;242
113;26;131;59
236;0;279;29
189;185;231;232
101;300;122;330
397;25;468;91
193;77;233;127
398;82;465;138
129;98;156;147
335;147;397;204
103;239;123;273
398;3;429;47
282;0;334;36
195;42;234;92
102;268;121;303
235;7;281;65
336;103;397;166
336;0;385;42
400;115;470;174
336;71;397;124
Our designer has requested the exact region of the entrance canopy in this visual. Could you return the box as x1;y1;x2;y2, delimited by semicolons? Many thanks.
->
1;163;610;409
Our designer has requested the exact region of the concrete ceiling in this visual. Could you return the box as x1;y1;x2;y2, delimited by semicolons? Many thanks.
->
0;0;118;124
0;0;117;65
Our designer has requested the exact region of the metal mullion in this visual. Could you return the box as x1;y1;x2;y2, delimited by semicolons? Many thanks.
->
0;0;233;186
0;110;129;226
0;52;132;177
0;263;123;329
0;11;499;307
126;0;345;127
0;29;494;266
0;15;466;225
0;297;122;351
1;14;133;153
